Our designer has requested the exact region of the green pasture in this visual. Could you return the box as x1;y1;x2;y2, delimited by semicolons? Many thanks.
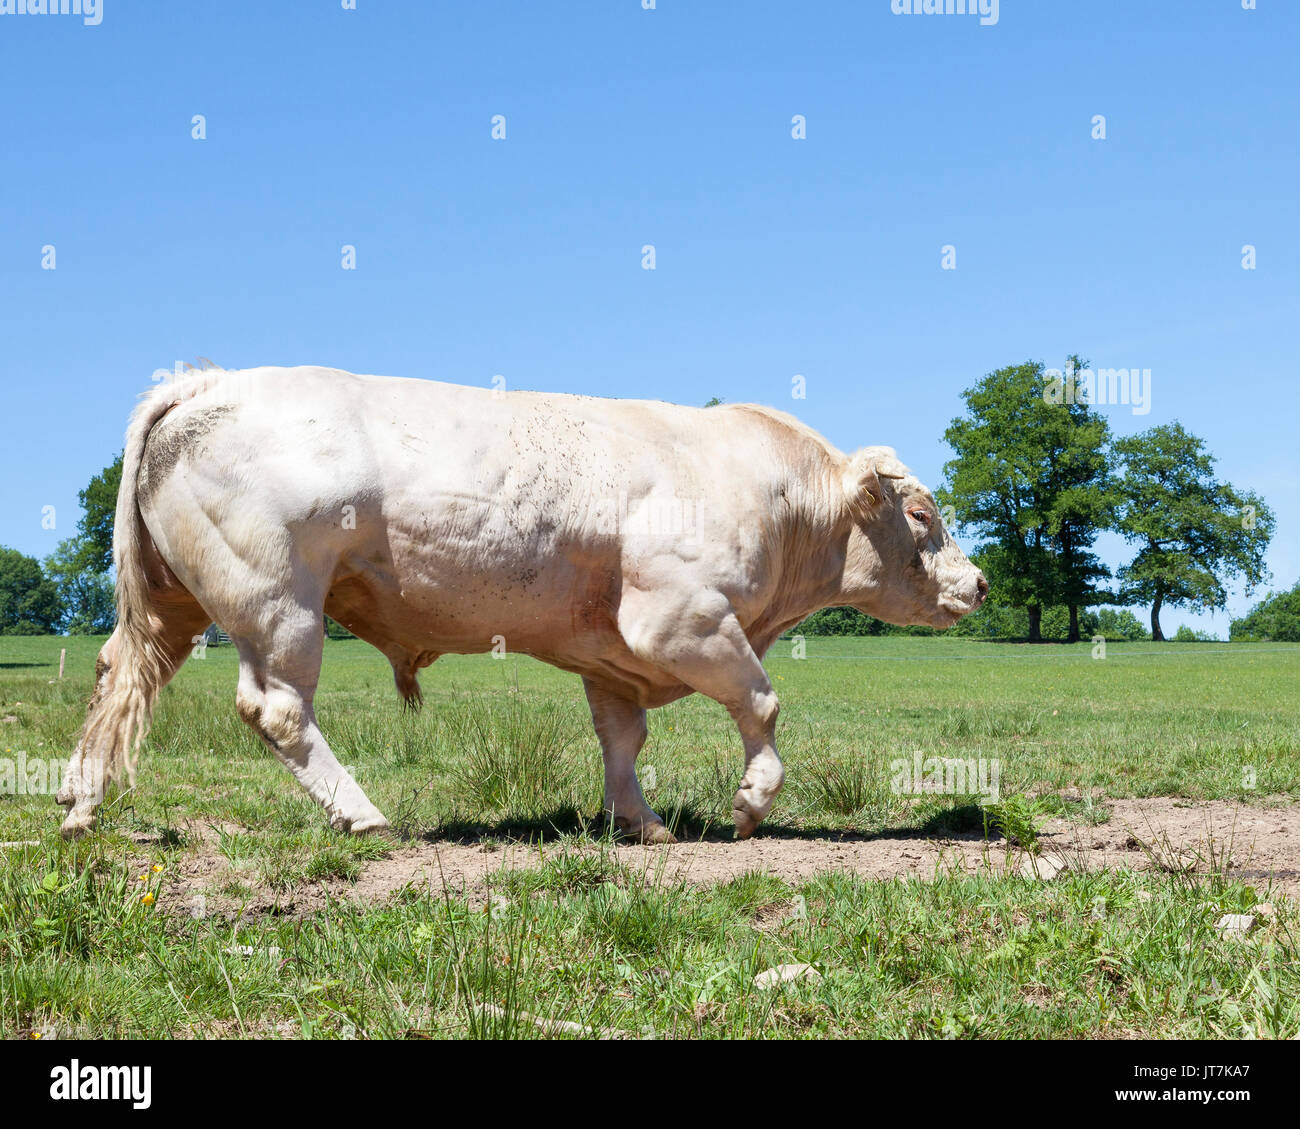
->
0;633;1296;1038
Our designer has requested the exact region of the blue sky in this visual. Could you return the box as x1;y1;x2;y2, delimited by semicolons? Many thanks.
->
2;1;1296;636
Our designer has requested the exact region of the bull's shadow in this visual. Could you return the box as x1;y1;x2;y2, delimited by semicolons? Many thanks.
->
419;801;1004;846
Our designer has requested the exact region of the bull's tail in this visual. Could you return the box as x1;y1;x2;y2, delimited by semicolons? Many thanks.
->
77;373;215;786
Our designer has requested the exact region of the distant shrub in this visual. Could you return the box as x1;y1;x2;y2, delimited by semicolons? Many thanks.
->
789;606;934;637
1172;625;1219;642
1094;607;1150;641
324;615;355;639
1230;582;1300;642
790;602;1155;642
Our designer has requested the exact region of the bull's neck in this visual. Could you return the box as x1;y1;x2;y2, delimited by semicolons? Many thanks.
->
742;486;856;655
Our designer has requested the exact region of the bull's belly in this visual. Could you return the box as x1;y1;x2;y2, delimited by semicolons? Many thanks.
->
323;543;694;708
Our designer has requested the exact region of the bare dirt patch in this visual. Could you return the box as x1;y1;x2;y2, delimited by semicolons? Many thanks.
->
153;797;1299;920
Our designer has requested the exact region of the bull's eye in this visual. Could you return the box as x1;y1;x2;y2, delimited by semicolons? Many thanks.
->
908;509;931;526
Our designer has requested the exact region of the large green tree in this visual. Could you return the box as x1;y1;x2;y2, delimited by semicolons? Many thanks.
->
77;452;123;573
939;359;1115;642
0;547;62;635
1113;424;1273;641
43;537;116;634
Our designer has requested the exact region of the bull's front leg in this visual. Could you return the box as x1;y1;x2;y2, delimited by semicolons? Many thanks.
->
582;678;676;844
725;681;784;839
621;592;785;839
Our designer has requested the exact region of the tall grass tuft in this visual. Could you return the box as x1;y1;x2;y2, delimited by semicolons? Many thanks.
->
443;688;590;818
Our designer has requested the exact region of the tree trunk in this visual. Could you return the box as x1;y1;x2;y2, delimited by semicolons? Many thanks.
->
1150;593;1165;642
1027;605;1042;643
1067;605;1080;644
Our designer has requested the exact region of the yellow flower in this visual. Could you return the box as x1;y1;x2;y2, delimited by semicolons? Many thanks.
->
141;893;155;906
151;864;164;873
29;1031;43;1040
136;874;147;882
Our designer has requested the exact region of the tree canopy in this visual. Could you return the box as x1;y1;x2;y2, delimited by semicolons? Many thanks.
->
44;537;116;634
77;452;123;574
938;359;1115;642
1113;424;1273;641
0;547;62;635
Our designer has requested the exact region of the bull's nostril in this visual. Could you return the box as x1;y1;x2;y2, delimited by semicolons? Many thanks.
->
976;574;989;600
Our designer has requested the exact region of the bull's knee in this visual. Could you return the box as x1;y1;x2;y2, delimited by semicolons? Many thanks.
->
236;686;306;754
733;689;779;737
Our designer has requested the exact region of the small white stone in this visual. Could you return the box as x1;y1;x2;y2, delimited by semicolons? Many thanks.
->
1018;853;1069;880
1251;902;1276;919
753;963;822;990
1214;914;1256;935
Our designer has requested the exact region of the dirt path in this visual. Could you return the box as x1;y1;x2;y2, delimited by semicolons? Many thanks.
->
157;797;1299;919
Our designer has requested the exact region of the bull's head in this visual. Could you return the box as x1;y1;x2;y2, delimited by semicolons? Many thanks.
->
839;446;987;629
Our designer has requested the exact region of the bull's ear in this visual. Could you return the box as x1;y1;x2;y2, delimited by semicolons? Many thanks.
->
843;446;909;520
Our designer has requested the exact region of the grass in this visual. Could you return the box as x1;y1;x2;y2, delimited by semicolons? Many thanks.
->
1;838;1294;1040
0;632;1298;1038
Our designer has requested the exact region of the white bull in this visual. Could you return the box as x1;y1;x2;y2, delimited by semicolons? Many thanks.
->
58;367;987;842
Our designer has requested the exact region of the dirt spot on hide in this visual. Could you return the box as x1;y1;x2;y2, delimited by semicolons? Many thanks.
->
144;797;1300;920
138;403;234;504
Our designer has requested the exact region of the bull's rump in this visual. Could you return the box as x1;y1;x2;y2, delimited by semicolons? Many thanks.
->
138;368;782;669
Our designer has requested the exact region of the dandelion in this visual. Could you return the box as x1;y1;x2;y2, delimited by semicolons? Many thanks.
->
151;864;164;873
141;892;155;906
136;874;147;882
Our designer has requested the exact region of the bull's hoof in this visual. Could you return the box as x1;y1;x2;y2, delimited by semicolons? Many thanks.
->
331;808;391;835
59;813;95;840
349;814;391;836
732;807;759;840
612;815;677;845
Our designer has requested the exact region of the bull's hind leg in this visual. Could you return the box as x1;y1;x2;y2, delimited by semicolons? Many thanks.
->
57;632;124;831
582;679;676;844
230;606;388;834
